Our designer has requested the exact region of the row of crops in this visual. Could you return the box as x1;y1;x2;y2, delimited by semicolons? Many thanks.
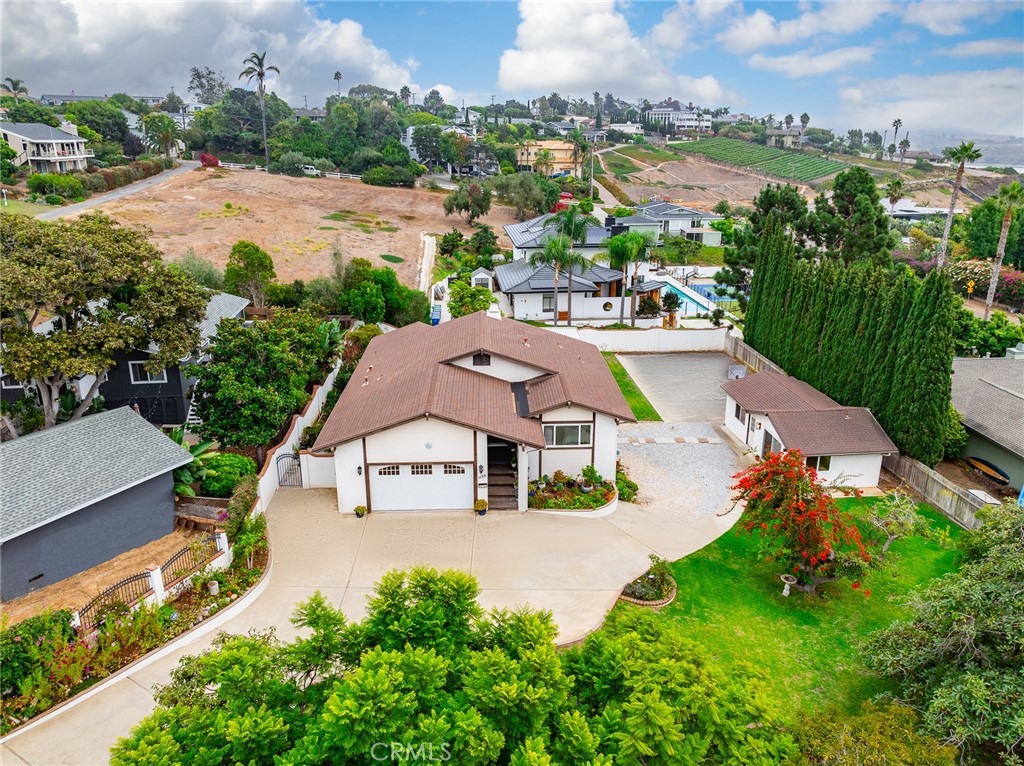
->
670;138;847;181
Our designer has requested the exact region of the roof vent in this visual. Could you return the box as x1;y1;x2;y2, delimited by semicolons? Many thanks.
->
523;337;530;347
362;376;369;386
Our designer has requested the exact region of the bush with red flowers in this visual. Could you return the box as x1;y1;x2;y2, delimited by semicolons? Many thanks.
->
732;449;871;596
199;152;220;168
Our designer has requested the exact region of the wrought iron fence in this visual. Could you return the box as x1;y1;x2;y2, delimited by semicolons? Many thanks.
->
161;535;218;588
78;572;153;631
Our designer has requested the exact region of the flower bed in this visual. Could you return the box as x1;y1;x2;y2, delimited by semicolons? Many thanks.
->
620;555;676;606
0;539;267;735
528;467;615;510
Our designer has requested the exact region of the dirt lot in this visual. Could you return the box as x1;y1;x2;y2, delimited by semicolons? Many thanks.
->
607;154;811;209
75;168;519;286
0;529;200;626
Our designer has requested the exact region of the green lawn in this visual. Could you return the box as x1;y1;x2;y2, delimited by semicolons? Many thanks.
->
608;497;961;714
0;200;49;217
616;145;683;165
602;353;662;421
602;153;642;176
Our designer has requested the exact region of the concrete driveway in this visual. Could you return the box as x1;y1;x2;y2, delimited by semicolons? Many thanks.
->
2;488;738;766
616;352;733;423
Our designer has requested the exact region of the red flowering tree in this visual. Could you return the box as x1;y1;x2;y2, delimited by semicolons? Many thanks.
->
199;152;220;167
732;450;870;595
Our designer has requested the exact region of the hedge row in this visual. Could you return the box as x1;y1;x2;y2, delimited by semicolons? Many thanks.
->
71;158;172;194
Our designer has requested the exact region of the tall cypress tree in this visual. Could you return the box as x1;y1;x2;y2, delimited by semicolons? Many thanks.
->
832;268;869;404
875;270;920;436
846;268;887;407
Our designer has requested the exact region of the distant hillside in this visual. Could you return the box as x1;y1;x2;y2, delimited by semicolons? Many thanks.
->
669;138;847;182
908;131;1024;168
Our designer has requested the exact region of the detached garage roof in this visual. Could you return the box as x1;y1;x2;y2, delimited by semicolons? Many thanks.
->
314;312;635;450
722;371;896;457
0;407;192;543
951;357;1024;459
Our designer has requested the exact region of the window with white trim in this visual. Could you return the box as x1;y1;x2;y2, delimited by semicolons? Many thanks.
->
806;455;832;471
443;464;466;475
411;464;433;475
472;352;491;367
129;362;168;384
542;294;554;312
734;403;747;424
543;423;593;448
1;376;24;390
378;465;400;476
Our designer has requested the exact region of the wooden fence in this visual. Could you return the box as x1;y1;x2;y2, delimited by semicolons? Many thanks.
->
882;454;986;529
724;335;786;374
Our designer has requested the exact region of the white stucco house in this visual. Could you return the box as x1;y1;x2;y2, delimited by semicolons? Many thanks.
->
313;312;635;513
721;371;896;488
633;200;724;245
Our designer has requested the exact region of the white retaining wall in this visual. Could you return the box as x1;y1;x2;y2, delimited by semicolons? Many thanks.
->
255;358;343;513
551;326;731;353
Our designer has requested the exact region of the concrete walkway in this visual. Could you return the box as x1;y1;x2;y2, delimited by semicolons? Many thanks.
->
617;352;733;423
34;161;199;221
1;486;739;765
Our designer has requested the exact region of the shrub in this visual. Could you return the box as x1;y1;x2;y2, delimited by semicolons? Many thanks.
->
361;165;415;188
43;193;63;205
26;173;85;199
944;404;969;460
0;610;74;696
200;453;257;498
200;152;220;167
616;466;638;501
439;228;465;257
997;269;1024;308
273;151;314;177
622;555;674;601
312;158;334;174
224;474;259;541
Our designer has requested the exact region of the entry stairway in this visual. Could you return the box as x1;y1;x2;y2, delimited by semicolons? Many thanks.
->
486;441;518;510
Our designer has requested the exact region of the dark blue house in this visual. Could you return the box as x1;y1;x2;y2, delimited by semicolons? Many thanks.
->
0;407;192;601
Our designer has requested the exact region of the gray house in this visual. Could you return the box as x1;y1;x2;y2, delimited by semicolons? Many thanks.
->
0;408;191;601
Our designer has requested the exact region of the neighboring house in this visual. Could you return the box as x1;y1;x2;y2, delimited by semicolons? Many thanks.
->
608;122;644;135
0;407;191;600
40;94;162;107
647;99;712;134
951;356;1024;490
1;122;94;173
312;312;635;513
887;197;965;221
451;108;483;125
1;292;249;427
293;108;327;123
516;140;577;173
469;267;494;290
99;292;250;427
503;212;662;260
493;258;666;324
766;129;805;149
547;120;578;137
582;129;607;143
634;200;724;245
721;371;896;488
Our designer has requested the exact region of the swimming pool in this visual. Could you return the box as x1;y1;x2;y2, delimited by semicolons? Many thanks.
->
660;280;715;315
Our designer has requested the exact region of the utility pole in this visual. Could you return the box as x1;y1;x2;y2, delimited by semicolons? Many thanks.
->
589;141;594;200
303;95;308;110
491;94;495;129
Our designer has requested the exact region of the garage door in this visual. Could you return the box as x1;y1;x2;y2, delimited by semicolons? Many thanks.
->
369;463;474;511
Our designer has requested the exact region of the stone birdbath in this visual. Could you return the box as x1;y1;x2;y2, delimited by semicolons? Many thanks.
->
780;574;798;597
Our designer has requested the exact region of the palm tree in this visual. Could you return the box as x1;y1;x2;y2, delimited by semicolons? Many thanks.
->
764;113;776;128
897;137;911;177
399;85;411;105
784;114;794;130
534;148;555;176
937;141;983;267
3;77;28;103
799;112;810;132
887;178;904;214
598;233;633;325
887;143;897;162
142;114;182;156
551;206;598;325
567;127;585;177
333;71;343;97
624;231;657;326
984;181;1024;320
695;107;705;141
528;235;568;325
891;118;903;148
239;51;280;170
561;249;594;327
598;230;657;326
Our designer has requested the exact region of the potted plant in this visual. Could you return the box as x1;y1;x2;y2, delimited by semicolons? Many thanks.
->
581;465;602;494
353;505;367;518
538;474;549;490
475;499;488;516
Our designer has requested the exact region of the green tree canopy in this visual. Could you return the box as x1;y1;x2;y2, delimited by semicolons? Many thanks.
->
0;214;206;430
224;240;276;308
447;279;496;319
62;100;131;143
443;180;492;224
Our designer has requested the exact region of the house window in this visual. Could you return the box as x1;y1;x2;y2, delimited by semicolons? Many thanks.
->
733;403;747;424
1;375;24;390
474;277;490;288
806;455;832;472
542;294;554;312
543;423;593;448
378;465;400;476
128;361;168;384
691;219;702;228
411;464;433;475
443;464;466;475
473;352;491;367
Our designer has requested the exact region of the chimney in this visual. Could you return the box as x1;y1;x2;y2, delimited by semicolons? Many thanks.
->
605;215;615;227
60;121;79;137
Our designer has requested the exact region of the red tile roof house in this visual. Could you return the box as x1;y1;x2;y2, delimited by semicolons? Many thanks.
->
313;312;636;513
721;371;897;488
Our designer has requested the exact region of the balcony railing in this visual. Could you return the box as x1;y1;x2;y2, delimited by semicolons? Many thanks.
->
29;148;94;159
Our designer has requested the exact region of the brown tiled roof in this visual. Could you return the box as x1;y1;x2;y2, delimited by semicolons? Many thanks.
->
721;370;838;412
767;409;897;456
314;312;634;450
951;357;1024;459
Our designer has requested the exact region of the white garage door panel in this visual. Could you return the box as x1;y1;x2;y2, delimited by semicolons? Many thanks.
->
369;464;473;511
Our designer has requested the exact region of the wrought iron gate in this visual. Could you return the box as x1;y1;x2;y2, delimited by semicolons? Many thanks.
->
277;453;302;487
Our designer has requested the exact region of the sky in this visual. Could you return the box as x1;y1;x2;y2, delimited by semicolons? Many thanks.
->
2;0;1023;139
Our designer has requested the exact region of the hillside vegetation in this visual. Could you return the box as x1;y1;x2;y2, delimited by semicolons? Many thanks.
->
671;137;847;181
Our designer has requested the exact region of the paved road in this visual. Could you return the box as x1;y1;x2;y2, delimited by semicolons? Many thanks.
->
35;161;200;221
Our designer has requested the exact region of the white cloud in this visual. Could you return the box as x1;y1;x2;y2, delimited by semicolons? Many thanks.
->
940;37;1024;57
836;68;1024;136
648;0;738;50
716;2;891;53
498;0;734;105
749;46;876;78
0;0;418;106
902;1;1000;35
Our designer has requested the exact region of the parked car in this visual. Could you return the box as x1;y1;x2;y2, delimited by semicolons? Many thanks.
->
302;165;321;177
